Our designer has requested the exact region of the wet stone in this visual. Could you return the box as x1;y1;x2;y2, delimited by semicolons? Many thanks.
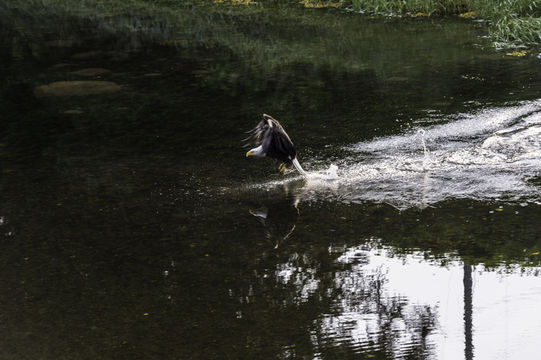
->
34;81;121;97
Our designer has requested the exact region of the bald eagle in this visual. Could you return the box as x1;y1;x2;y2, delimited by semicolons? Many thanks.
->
245;114;306;176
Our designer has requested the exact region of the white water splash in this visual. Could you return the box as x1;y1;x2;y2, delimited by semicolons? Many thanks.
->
326;164;339;180
250;100;541;209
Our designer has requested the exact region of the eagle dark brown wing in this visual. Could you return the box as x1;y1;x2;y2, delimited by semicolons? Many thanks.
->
245;114;306;175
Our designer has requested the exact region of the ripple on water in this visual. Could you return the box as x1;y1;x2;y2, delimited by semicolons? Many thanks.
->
248;99;541;209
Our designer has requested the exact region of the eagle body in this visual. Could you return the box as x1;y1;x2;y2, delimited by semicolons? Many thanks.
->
245;114;306;175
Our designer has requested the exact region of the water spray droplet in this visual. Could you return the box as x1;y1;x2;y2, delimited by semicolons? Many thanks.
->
326;164;339;180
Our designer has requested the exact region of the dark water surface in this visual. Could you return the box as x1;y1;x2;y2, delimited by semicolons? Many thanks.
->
2;5;541;359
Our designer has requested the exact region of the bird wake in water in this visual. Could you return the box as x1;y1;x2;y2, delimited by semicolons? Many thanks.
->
245;101;541;209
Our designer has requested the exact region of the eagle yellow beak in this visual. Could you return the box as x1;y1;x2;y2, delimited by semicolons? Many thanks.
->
246;151;253;157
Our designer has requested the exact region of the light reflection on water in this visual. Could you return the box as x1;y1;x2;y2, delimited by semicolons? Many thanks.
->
277;244;541;360
244;193;541;359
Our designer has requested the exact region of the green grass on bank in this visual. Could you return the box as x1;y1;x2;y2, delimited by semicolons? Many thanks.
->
348;0;541;47
2;0;540;51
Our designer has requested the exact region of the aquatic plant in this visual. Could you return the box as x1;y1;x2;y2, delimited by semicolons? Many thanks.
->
349;0;468;16
492;15;541;47
300;0;341;8
214;0;259;5
458;11;476;19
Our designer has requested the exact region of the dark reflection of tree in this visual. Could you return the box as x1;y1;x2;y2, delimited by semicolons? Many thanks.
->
240;195;541;359
309;287;436;359
246;197;438;359
463;263;474;360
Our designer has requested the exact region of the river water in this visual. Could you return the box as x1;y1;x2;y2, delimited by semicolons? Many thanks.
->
2;4;541;359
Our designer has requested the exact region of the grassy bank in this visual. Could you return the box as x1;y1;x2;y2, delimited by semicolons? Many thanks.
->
348;0;541;47
3;0;540;48
0;0;489;71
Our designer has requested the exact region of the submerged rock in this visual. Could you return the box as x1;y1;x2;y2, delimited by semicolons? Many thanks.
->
34;81;121;97
70;68;111;77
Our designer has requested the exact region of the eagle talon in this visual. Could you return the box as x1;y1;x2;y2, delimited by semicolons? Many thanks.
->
279;163;286;174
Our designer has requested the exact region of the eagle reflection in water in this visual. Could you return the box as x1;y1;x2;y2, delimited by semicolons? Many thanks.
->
249;196;300;248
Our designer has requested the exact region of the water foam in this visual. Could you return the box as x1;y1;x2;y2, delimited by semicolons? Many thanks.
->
251;100;541;209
